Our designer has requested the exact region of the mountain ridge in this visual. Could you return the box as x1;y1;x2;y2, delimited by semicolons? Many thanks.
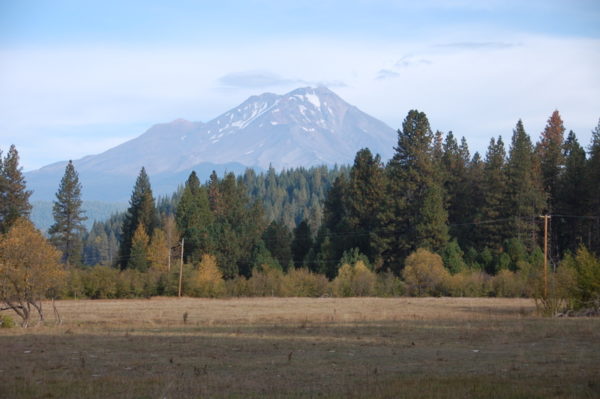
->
25;87;396;202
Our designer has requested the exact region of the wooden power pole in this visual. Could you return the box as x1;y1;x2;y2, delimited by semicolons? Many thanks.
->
178;238;184;298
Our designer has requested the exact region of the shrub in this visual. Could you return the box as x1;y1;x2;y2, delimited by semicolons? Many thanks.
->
447;271;489;297
82;266;119;299
332;261;376;297
117;269;146;298
558;247;600;311
351;261;376;296
0;314;16;328
332;263;354;297
375;271;405;297
402;249;450;296
225;275;250;297
283;268;329;297
490;269;526;297
247;266;285;296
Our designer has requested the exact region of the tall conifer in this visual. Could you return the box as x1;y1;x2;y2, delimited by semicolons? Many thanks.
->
176;171;213;262
385;110;448;270
536;110;565;210
506;120;546;249
119;167;157;269
0;145;32;233
48;160;87;266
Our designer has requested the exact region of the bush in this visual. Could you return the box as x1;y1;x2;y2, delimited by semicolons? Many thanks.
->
447;271;489;297
402;249;450;296
283;268;329;297
117;269;146;298
490;269;526;297
351;261;376;296
332;261;376;297
375;271;405;297
557;247;600;311
82;266;119;299
247;266;285;296
0;314;16;328
225;275;250;297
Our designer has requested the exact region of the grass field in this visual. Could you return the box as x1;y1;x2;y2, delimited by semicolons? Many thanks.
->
1;297;599;398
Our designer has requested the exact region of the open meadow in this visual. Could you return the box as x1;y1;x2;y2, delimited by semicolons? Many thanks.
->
1;297;599;399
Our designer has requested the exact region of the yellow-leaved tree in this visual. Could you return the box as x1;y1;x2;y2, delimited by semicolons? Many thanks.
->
0;218;65;327
191;254;225;297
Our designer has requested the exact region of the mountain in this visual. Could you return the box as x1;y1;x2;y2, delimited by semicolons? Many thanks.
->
25;87;396;202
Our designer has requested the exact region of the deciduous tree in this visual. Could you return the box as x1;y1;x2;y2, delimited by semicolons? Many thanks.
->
0;219;65;327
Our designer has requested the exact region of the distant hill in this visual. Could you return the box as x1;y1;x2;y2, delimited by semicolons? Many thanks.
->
31;201;127;233
25;86;396;202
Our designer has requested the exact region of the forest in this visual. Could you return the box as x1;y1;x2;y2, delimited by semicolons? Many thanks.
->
1;109;600;313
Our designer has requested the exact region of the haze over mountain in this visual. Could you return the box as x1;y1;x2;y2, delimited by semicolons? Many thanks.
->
25;87;396;202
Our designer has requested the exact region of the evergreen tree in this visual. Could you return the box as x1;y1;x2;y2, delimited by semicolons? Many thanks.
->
321;175;351;265
385;110;448;271
345;148;388;268
291;220;313;267
211;173;265;277
536;110;565;210
586;119;600;254
555;131;587;255
479;137;509;250
208;170;222;216
176;171;213;262
462;151;485;249
442;132;472;245
0;145;32;233
84;221;110;266
48;160;87;267
506;120;546;249
262;220;293;271
119;167;157;269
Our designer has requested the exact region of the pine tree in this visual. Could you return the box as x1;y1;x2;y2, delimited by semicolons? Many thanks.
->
536;110;565;210
0;145;32;233
262;220;293;270
459;151;485;250
556;131;587;255
48;161;87;267
176;171;213;262
119;167;157;269
385;110;448;271
345;148;388;267
291;220;313;267
208;170;222;216
442;132;471;245
506;120;546;249
586;119;600;254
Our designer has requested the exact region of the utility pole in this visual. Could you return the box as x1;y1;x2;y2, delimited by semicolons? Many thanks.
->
178;238;184;298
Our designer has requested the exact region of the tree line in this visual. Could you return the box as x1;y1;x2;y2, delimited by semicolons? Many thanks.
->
1;109;600;325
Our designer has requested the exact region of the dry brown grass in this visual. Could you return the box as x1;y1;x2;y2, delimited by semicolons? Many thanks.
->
1;297;599;398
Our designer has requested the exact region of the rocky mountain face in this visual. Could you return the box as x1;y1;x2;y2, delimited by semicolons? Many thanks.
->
26;87;396;202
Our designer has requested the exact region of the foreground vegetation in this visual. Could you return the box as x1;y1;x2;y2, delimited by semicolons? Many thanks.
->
1;297;599;399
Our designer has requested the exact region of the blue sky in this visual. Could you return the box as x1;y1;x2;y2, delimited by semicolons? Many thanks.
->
1;0;599;170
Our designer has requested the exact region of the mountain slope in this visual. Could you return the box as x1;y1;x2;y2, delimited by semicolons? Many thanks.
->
26;87;396;202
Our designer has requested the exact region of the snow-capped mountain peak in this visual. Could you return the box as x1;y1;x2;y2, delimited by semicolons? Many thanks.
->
26;87;396;201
